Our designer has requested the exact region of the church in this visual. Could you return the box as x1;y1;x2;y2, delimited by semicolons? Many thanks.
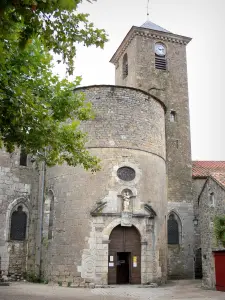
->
0;19;225;289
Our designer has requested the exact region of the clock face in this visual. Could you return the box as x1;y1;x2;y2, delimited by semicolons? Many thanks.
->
155;43;166;56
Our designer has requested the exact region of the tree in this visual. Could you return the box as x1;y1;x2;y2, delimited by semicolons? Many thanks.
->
0;0;107;74
0;0;108;170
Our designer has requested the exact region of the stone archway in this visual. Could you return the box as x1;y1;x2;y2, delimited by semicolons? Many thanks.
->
4;197;31;279
108;225;141;284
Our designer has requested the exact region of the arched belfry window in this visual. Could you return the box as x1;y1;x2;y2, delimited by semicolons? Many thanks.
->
155;43;167;71
168;212;181;245
10;206;27;241
123;53;128;78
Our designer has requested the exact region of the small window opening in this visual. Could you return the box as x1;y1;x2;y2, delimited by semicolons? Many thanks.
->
209;192;215;207
155;55;167;71
10;206;27;241
20;148;27;166
176;140;179;149
170;111;177;122
123;53;128;78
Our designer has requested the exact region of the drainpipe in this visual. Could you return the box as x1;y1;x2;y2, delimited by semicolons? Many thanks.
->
39;159;45;279
35;152;46;279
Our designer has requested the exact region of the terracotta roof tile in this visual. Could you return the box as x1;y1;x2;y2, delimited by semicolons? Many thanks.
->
192;161;225;178
210;172;225;188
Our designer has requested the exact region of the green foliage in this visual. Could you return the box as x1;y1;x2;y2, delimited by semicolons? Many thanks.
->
42;236;49;248
0;38;100;170
0;0;106;170
0;0;108;74
214;216;225;247
24;272;45;283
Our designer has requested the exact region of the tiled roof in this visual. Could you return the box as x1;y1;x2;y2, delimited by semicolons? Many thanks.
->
193;161;225;178
140;21;171;33
210;173;225;188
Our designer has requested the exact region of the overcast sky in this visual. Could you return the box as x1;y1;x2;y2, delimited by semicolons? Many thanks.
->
54;0;225;161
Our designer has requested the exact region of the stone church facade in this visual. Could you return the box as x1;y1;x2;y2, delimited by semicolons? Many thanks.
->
0;20;223;287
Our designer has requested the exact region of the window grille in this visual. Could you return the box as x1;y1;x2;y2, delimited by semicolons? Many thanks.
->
155;55;167;71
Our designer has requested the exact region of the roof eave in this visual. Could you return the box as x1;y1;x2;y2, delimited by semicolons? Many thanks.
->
192;175;207;179
110;26;136;65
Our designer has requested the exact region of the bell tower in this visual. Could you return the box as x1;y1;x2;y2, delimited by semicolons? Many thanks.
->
110;20;194;279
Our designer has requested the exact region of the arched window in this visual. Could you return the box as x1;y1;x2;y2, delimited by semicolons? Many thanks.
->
10;206;27;241
48;191;54;239
43;190;54;240
123;53;128;78
209;192;215;207
168;213;181;245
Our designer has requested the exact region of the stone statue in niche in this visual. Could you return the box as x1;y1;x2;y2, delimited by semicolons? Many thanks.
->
119;189;134;227
122;190;132;212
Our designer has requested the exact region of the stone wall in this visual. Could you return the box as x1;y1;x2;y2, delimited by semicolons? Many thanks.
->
167;202;194;279
76;85;166;159
192;177;206;277
42;86;168;285
0;149;39;279
199;177;225;289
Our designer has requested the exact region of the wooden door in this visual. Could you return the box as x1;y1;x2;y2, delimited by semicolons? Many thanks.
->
214;250;225;291
108;225;141;284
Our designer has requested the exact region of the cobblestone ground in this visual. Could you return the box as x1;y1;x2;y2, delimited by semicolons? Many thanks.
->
0;280;224;300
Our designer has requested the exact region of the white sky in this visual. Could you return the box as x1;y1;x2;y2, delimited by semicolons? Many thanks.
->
54;0;225;161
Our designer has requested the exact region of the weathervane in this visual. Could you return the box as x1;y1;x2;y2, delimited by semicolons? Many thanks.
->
147;0;150;20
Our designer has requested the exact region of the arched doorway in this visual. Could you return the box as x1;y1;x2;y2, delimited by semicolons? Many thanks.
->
108;225;141;284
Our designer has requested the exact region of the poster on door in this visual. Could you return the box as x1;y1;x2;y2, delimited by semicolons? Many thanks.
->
133;256;137;267
109;255;114;267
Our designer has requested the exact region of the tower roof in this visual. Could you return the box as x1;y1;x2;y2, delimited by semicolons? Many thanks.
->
110;23;191;65
140;20;171;33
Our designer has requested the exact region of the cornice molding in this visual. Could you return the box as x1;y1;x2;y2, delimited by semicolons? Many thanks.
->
110;26;192;65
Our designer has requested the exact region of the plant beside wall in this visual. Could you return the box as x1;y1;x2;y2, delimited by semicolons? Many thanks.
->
214;216;225;247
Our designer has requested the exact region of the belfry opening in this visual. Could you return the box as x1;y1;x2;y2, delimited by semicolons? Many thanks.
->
108;225;141;284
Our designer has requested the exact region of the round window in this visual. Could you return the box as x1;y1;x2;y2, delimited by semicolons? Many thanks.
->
117;167;135;181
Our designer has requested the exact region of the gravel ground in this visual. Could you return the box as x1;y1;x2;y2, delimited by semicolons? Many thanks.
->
0;280;224;300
